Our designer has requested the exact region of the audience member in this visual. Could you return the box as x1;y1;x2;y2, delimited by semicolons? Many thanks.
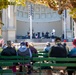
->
49;37;67;57
40;42;51;73
29;42;38;73
48;37;67;75
1;40;17;72
17;41;32;74
11;42;16;49
67;39;76;75
43;42;51;53
1;40;16;56
25;42;32;74
29;42;37;54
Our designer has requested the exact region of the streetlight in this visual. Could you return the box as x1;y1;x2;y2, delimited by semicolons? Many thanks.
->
63;9;67;40
28;4;33;39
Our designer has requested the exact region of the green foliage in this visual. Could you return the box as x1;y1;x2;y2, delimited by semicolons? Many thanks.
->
0;0;8;10
69;8;76;18
0;0;26;10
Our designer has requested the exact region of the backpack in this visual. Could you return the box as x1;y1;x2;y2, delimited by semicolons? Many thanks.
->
17;48;30;57
49;44;67;57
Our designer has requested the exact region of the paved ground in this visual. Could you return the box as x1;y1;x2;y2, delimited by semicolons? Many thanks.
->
14;42;73;50
33;42;73;50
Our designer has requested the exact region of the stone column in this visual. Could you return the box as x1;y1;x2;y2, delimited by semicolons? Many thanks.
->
74;22;76;38
66;10;73;41
2;5;16;42
2;9;8;42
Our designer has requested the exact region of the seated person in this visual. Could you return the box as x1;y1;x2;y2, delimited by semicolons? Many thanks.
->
1;40;17;72
49;37;67;57
67;39;76;75
43;42;51;53
17;42;32;74
48;37;67;75
29;42;37;54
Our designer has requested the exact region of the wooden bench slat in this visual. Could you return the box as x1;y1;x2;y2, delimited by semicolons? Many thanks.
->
0;55;31;74
0;62;13;66
0;56;30;59
33;57;76;61
0;60;30;63
32;53;48;57
33;63;76;67
0;69;13;73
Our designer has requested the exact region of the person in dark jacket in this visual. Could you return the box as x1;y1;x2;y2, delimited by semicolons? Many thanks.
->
1;41;16;56
48;37;67;75
1;40;17;72
17;42;32;57
17;42;32;74
67;39;76;75
49;37;67;57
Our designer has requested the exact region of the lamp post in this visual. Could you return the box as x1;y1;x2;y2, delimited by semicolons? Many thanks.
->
63;9;67;40
28;4;33;39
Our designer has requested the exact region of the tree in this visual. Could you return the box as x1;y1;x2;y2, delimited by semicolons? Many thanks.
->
0;0;26;34
28;0;76;22
0;0;26;10
0;0;76;21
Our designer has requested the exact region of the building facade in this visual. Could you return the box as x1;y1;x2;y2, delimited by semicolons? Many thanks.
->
2;2;74;42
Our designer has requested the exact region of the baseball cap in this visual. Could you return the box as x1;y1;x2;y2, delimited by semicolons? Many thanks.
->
20;42;25;45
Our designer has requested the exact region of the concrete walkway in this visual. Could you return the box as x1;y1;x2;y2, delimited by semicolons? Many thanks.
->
14;42;73;50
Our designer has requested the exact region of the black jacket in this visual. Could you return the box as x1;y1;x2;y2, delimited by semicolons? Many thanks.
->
1;47;16;56
49;44;67;57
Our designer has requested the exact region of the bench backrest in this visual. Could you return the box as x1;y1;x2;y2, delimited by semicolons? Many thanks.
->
0;56;31;74
33;57;76;67
0;56;30;64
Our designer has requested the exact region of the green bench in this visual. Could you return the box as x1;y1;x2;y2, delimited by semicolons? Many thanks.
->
0;56;31;75
33;57;76;75
0;62;13;75
33;51;48;57
1;53;76;75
